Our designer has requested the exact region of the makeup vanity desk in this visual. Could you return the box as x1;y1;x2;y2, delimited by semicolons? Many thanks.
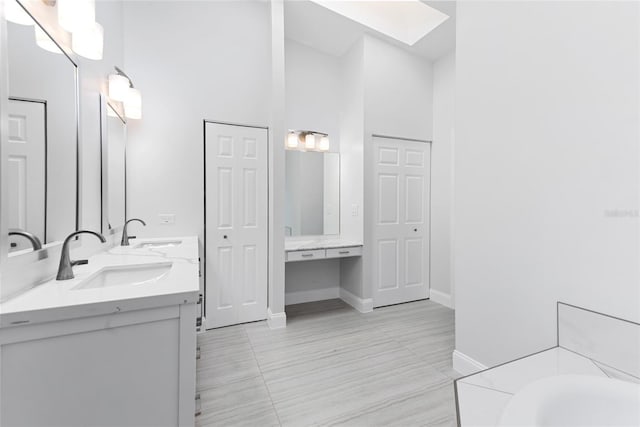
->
285;239;363;262
284;238;368;312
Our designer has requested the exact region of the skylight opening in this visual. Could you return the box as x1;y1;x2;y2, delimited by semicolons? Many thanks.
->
309;0;450;46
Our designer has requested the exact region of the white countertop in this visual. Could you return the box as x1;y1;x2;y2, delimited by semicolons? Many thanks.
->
0;236;200;328
285;238;363;252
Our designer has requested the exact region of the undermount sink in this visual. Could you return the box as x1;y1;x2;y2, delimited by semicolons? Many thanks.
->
134;240;182;249
72;262;172;290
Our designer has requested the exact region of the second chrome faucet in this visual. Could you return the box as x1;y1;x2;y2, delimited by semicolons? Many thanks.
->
121;218;146;246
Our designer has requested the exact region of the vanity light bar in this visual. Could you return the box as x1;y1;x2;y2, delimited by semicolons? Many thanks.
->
285;130;330;152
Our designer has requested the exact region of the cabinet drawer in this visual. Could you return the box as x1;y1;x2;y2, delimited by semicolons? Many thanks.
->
325;246;362;259
286;249;326;262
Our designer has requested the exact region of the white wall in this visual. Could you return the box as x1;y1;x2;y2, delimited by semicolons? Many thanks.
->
454;1;640;369
122;1;289;320
431;51;455;307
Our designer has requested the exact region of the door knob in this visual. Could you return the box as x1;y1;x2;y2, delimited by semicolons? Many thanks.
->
414;228;418;232
223;235;228;239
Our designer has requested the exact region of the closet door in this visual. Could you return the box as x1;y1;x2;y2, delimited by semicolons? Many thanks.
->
205;122;268;328
372;136;431;307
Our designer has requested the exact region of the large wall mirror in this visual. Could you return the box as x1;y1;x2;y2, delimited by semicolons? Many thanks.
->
5;1;79;256
285;151;340;237
100;97;126;234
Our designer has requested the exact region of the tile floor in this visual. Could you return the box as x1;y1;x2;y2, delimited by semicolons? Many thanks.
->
196;299;458;427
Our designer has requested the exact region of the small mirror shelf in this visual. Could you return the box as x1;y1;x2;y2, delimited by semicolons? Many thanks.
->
285;151;340;237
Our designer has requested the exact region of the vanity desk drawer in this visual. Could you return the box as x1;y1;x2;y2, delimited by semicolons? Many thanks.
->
325;246;362;259
286;249;326;262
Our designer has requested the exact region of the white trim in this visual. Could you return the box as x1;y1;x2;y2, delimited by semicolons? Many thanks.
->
430;289;453;309
339;288;373;313
285;287;339;305
267;308;287;329
452;349;487;376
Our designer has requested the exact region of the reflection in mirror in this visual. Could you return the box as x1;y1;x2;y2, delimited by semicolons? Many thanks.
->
101;100;127;233
285;151;340;237
5;0;78;256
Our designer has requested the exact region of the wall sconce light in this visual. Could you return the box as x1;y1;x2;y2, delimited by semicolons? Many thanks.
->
71;21;103;60
35;25;62;54
5;0;34;25
108;66;142;120
285;130;329;152
286;132;299;149
58;0;95;33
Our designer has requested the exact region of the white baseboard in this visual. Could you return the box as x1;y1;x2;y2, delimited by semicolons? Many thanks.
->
430;289;453;309
452;350;487;376
267;308;287;329
285;287;340;305
339;288;373;313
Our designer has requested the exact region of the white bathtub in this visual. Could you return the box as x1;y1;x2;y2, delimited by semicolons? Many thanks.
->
498;374;640;426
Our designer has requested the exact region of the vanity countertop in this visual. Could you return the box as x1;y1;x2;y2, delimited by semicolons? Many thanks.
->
0;236;200;328
285;238;363;252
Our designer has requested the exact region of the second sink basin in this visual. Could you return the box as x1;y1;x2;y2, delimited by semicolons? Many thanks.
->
134;240;182;249
72;262;173;290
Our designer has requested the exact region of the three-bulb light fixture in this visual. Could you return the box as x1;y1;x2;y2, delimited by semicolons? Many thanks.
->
286;131;330;152
4;0;104;60
108;66;142;120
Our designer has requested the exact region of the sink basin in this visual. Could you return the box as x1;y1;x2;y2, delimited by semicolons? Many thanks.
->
134;240;182;249
72;262;172;290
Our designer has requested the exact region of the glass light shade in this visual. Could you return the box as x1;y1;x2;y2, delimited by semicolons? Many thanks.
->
124;88;142;120
109;74;130;101
72;21;104;60
319;135;330;151
305;133;316;150
58;0;95;33
5;0;34;25
286;132;298;148
106;105;119;118
35;26;62;54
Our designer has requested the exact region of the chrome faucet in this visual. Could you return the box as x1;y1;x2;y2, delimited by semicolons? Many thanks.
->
121;218;146;246
9;229;43;251
56;230;106;281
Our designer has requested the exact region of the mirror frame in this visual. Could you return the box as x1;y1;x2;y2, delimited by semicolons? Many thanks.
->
0;1;80;266
99;94;127;236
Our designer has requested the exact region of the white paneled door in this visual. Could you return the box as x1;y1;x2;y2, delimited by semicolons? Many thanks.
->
372;136;431;308
7;99;46;252
205;122;268;328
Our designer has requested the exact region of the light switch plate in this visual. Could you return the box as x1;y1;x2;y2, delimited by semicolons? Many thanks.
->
159;214;176;225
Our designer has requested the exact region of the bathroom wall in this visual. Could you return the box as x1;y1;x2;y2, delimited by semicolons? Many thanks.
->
1;0;125;300
454;1;640;370
121;1;288;319
362;34;434;300
283;39;349;304
430;51;455;307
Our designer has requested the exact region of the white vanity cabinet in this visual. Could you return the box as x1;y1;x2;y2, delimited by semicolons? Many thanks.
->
0;237;200;427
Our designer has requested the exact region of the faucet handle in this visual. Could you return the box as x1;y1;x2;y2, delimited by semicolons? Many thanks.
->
71;259;88;266
129;235;136;240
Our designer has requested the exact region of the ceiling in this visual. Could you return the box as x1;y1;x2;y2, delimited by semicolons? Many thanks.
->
284;0;456;61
